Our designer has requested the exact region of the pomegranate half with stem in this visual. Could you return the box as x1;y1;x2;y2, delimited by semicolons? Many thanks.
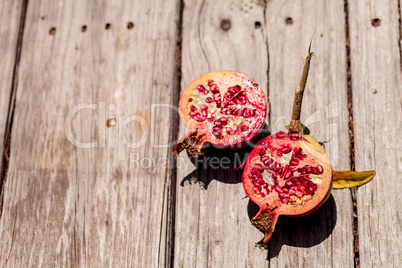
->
174;71;266;157
242;37;375;243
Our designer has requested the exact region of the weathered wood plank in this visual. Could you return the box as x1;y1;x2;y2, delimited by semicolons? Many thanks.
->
348;0;402;266
266;0;354;266
0;0;180;267
175;0;269;266
0;0;24;184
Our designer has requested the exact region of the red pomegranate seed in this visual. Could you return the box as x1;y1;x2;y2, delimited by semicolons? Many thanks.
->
279;192;289;199
311;167;317;174
267;158;274;166
243;108;250;117
228;87;237;94
226;127;236;135
197;85;208;94
220;117;228;124
317;165;324;174
289;159;299;166
305;165;311;173
261;154;269;161
275;185;282;193
194;114;205;122
213;131;223;139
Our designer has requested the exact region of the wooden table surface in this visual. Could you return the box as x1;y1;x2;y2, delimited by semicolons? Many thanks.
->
0;0;400;267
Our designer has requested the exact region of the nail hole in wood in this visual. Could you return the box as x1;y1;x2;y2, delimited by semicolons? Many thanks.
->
105;23;111;30
107;118;117;127
371;18;381;27
81;25;87;32
221;19;231;31
127;22;134;29
285;17;293;25
49;27;56;35
254;21;261;29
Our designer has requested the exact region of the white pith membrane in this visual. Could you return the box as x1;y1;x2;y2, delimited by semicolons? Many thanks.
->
186;78;264;145
250;142;324;207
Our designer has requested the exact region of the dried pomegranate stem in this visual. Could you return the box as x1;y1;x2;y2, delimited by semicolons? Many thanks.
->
289;31;316;134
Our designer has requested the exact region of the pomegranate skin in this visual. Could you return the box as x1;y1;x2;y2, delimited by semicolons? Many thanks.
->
242;131;332;242
175;71;267;157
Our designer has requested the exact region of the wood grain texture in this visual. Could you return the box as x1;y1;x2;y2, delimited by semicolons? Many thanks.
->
0;0;180;267
175;0;269;266
265;0;354;266
348;0;402;266
0;0;23;181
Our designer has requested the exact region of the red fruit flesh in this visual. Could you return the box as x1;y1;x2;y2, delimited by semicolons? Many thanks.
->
174;71;266;157
242;132;332;243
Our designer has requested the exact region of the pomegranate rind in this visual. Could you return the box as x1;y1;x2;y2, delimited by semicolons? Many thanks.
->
242;132;332;217
177;71;267;151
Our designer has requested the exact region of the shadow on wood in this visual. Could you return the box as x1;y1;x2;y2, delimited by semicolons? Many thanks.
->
247;194;337;259
179;123;270;189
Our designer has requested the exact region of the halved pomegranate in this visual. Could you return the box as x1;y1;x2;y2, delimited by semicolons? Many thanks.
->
243;131;332;242
242;39;375;243
174;71;266;157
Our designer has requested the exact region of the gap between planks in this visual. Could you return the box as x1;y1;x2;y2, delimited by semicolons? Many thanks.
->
165;0;185;267
399;0;402;70
344;0;360;267
0;0;29;221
